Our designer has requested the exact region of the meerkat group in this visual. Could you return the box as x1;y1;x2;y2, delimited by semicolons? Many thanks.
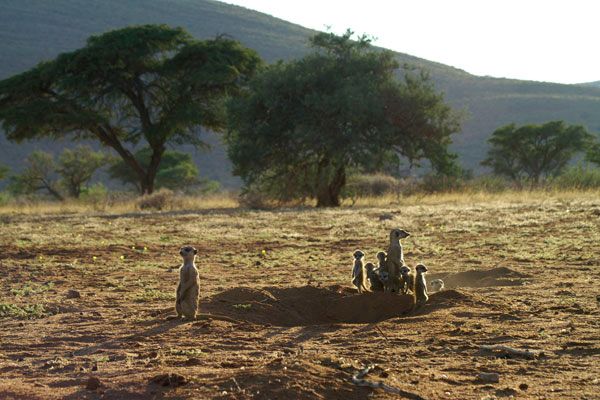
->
350;228;443;308
173;228;443;320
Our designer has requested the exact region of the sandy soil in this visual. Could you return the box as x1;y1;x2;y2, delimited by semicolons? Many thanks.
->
0;196;599;399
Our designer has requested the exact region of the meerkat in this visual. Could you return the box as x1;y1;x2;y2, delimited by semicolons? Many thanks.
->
430;279;445;292
376;251;391;292
365;262;384;292
399;265;413;295
351;250;368;293
386;228;410;291
414;263;429;307
176;246;200;319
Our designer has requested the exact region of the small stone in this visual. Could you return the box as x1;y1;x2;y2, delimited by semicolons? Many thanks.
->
478;372;500;383
85;376;101;390
66;289;81;299
519;383;529;391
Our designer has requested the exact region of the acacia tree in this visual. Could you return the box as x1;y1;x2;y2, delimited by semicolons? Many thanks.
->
226;30;461;207
586;139;600;166
109;148;200;192
0;24;261;194
9;147;109;199
9;151;63;200
57;145;110;198
482;121;593;184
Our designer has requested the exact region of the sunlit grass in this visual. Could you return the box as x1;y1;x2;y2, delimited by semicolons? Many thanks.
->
2;188;599;216
0;192;239;215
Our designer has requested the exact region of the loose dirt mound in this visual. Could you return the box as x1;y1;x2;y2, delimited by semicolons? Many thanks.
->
430;266;531;289
204;285;416;326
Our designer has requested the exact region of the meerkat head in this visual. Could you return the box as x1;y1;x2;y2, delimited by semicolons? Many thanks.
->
379;270;389;282
353;250;365;260
400;265;411;276
415;263;428;274
376;251;386;262
390;228;410;241
431;279;444;291
179;245;198;262
365;262;375;272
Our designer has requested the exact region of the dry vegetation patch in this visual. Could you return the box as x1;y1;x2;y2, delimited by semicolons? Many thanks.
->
0;192;598;399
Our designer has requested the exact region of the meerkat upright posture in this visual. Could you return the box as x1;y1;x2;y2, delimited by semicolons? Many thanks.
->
399;265;413;295
414;264;429;307
176;246;200;319
376;251;391;292
351;250;368;293
430;279;445;292
387;228;410;292
365;262;384;292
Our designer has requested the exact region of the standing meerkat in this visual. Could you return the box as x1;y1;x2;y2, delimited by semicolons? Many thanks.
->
351;250;368;293
176;246;200;319
399;265;413;295
386;228;410;292
376;251;391;292
414;264;429;307
365;262;384;292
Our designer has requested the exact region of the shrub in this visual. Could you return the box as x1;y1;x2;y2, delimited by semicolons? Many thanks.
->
344;174;400;197
550;165;600;190
466;175;512;193
238;189;274;210
80;183;108;202
419;173;466;193
0;191;13;206
137;188;180;211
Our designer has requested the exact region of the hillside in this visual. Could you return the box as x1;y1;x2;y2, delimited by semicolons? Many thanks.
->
580;81;600;88
1;0;600;187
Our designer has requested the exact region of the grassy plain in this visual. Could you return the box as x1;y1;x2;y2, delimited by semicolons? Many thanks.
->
0;191;599;399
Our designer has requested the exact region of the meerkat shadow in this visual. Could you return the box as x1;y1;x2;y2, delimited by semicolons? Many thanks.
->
203;285;438;326
427;266;531;290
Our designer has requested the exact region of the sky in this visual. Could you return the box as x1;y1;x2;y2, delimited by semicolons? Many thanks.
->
224;0;599;84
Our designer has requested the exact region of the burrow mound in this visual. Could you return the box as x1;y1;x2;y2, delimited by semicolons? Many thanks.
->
203;285;467;326
429;266;531;289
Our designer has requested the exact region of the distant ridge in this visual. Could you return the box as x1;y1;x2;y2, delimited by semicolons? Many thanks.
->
578;81;600;88
1;0;599;187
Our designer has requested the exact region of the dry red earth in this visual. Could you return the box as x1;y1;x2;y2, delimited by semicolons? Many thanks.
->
0;195;599;399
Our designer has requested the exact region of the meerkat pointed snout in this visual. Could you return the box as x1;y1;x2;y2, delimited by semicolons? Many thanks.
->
365;262;384;292
351;250;368;294
391;228;410;239
175;245;200;319
414;263;429;307
399;265;413;294
430;279;445;292
386;228;410;293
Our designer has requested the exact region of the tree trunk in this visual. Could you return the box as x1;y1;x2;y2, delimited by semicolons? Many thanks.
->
93;126;148;194
316;165;346;207
42;180;64;201
141;145;165;195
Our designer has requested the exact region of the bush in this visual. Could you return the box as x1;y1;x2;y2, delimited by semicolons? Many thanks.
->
80;183;108;202
549;165;600;190
418;173;466;193
344;174;400;197
0;191;13;206
137;188;180;211
238;189;274;210
465;175;512;193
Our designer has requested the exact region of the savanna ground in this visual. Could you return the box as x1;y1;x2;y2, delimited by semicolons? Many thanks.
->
0;191;599;399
